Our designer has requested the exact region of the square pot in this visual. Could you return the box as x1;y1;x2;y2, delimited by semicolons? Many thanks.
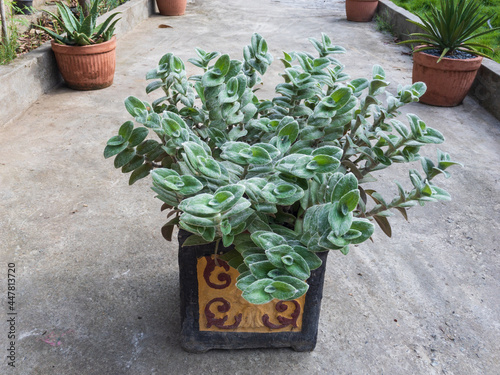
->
177;230;329;353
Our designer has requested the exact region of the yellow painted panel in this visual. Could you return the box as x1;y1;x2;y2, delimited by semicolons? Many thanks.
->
197;255;305;333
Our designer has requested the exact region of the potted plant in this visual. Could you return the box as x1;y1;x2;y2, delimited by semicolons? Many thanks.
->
13;0;34;15
36;0;121;90
345;0;379;22
104;33;460;352
399;0;500;106
156;0;186;16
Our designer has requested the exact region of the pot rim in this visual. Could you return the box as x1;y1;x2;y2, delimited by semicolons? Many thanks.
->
51;36;116;55
413;47;483;71
414;46;483;62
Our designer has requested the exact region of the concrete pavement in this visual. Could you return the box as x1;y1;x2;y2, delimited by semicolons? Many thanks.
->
1;0;499;374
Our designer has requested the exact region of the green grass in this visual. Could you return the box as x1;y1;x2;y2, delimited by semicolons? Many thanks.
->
391;0;500;63
1;0;19;65
0;20;20;65
99;0;129;13
374;12;397;35
0;37;19;65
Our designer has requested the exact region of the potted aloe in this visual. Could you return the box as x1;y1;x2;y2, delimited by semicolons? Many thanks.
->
104;33;460;352
37;0;120;90
400;0;499;106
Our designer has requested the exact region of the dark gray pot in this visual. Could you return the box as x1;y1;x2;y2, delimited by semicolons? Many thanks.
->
14;0;34;15
178;229;329;353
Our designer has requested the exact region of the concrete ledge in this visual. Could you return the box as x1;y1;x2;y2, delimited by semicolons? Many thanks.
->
0;0;155;126
377;0;500;121
376;0;421;41
0;43;61;127
470;59;500;119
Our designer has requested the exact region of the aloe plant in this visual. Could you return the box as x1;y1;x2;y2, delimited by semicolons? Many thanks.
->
36;0;120;46
400;0;500;61
105;33;461;305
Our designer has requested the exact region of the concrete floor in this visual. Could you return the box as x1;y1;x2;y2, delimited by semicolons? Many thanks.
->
1;0;500;374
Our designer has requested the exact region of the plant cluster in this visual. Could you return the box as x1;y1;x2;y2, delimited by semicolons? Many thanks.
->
37;0;120;45
105;33;460;304
98;0;129;15
400;0;500;61
0;25;18;64
1;1;23;64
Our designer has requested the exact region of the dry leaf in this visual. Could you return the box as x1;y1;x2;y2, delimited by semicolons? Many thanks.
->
158;24;173;29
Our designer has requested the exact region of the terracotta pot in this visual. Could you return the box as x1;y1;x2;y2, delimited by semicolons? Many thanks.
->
345;0;379;22
412;50;483;107
156;0;187;16
51;37;117;91
177;230;329;352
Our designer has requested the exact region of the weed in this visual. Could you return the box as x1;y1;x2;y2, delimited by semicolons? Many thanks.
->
0;28;19;64
0;2;20;65
374;11;395;35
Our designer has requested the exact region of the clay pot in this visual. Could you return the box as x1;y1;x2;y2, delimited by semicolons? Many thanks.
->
177;230;329;352
156;0;187;16
345;0;379;22
412;50;483;107
51;37;117;91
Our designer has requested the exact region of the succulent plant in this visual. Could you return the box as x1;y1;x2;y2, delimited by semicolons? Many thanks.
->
400;0;500;61
105;33;460;304
36;0;120;46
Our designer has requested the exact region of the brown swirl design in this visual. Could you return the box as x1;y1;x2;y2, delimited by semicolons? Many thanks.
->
203;257;231;290
204;298;242;329
262;301;300;329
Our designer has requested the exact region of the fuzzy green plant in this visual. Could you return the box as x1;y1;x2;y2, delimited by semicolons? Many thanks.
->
36;0;120;45
105;33;461;305
400;0;500;61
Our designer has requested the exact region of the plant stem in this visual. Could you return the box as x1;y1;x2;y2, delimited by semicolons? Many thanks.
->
241;165;249;179
214;239;221;267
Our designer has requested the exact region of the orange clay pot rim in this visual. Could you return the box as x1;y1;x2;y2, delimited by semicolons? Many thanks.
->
413;46;483;63
51;36;116;54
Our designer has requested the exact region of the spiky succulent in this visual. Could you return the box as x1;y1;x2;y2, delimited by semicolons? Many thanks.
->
400;0;500;61
37;0;120;46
